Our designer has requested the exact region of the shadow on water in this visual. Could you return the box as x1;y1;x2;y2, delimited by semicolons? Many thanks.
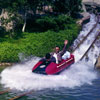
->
0;66;7;73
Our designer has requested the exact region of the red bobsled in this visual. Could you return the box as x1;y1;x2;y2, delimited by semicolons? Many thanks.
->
32;54;75;75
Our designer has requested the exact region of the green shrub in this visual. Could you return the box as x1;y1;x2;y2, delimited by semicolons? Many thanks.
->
36;16;59;31
26;15;76;32
0;19;80;62
0;43;20;62
0;27;6;37
55;15;74;30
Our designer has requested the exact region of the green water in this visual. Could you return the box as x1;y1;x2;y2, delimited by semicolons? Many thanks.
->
0;66;7;72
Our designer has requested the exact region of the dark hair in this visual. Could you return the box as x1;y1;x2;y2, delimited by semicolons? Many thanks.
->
45;53;51;59
56;46;59;48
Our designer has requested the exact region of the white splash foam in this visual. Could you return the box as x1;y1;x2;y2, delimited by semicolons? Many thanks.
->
85;44;100;65
73;15;100;62
72;14;96;51
0;57;97;91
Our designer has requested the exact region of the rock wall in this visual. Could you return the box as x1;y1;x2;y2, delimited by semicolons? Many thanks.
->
76;12;90;25
83;0;100;5
96;56;100;69
0;9;13;31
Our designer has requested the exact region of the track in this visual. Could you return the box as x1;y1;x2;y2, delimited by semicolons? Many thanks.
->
72;14;100;62
80;31;100;61
72;18;98;53
0;14;100;100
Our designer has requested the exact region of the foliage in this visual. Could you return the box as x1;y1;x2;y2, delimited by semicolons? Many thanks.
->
0;42;20;62
0;0;82;38
0;11;23;38
0;0;82;62
35;15;59;32
0;24;80;62
0;0;41;37
0;26;6;37
26;15;75;32
52;0;82;17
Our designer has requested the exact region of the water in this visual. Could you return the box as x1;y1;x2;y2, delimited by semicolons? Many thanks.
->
0;58;100;100
0;14;100;100
72;13;96;50
73;14;100;63
0;58;97;91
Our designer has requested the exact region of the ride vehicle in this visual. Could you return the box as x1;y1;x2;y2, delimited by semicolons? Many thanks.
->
32;54;74;75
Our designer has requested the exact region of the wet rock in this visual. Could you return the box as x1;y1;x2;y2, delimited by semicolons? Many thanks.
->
0;63;14;66
96;56;100;69
77;12;90;25
83;0;100;6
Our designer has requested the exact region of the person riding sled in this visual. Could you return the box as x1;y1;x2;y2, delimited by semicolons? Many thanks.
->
40;40;70;65
32;40;73;75
50;40;70;64
40;53;56;66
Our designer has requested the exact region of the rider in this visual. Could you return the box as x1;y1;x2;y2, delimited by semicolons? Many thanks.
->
40;53;56;65
51;40;69;64
41;40;70;64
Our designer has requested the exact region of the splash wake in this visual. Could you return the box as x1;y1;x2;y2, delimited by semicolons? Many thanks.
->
0;57;97;91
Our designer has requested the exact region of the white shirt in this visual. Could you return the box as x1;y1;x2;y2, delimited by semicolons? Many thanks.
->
53;53;58;64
